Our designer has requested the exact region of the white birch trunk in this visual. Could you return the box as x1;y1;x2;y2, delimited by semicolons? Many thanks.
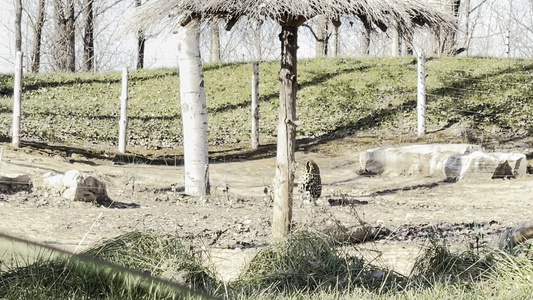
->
178;19;210;196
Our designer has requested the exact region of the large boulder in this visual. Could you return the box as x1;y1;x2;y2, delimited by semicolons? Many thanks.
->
42;170;108;203
360;144;482;177
444;151;527;182
360;144;526;182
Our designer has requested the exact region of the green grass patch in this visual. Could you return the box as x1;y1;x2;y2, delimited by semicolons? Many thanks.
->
1;57;532;153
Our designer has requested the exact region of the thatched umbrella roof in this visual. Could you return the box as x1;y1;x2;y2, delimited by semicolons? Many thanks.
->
128;0;456;32
127;0;457;240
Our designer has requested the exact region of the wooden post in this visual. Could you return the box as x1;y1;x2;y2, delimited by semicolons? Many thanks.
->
272;24;299;241
118;67;128;153
12;51;23;147
417;52;426;137
251;61;260;149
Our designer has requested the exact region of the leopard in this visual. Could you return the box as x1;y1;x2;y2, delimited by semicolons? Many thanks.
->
297;160;322;206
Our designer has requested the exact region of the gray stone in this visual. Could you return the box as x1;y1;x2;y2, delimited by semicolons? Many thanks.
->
43;170;108;202
359;144;482;177
0;173;31;191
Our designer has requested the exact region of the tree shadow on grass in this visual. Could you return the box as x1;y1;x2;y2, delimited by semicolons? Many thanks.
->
208;63;370;115
0;69;181;98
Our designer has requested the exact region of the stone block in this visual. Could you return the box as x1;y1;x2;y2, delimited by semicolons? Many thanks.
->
359;144;482;177
491;152;527;178
0;173;31;191
43;170;108;203
445;151;527;182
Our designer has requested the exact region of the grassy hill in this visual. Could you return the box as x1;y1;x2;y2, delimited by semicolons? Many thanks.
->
1;57;532;156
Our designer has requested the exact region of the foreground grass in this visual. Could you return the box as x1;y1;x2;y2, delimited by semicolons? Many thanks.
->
3;231;533;299
0;57;532;154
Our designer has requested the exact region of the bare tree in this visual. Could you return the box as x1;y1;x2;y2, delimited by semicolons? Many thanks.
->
82;0;95;72
457;0;471;55
31;0;46;72
134;0;145;69
302;16;330;58
330;18;341;57
52;0;76;72
15;0;22;52
315;16;328;57
210;17;221;62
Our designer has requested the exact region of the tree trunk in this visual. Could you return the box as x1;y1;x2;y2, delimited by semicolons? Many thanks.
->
391;20;400;57
82;0;95;72
272;24;299;240
31;0;46;73
210;17;221;63
458;0;471;55
254;20;263;61
137;30;145;69
330;18;341;57
65;0;76;71
360;16;371;56
52;0;76;72
15;0;22;52
177;19;210;197
135;0;145;69
315;15;328;57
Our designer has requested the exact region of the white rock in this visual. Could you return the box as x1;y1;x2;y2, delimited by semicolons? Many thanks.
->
444;151;499;181
445;151;527;182
490;152;527;178
359;144;482;177
42;170;108;202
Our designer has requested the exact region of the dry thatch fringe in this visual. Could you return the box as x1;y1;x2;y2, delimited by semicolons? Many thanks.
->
125;0;456;35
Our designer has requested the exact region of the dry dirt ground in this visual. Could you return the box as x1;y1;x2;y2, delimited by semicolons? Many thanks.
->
1;139;532;282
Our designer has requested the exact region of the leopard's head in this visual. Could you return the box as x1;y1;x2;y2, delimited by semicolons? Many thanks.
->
305;160;320;175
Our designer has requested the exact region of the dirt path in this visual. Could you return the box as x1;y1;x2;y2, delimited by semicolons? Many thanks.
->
0;143;531;281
